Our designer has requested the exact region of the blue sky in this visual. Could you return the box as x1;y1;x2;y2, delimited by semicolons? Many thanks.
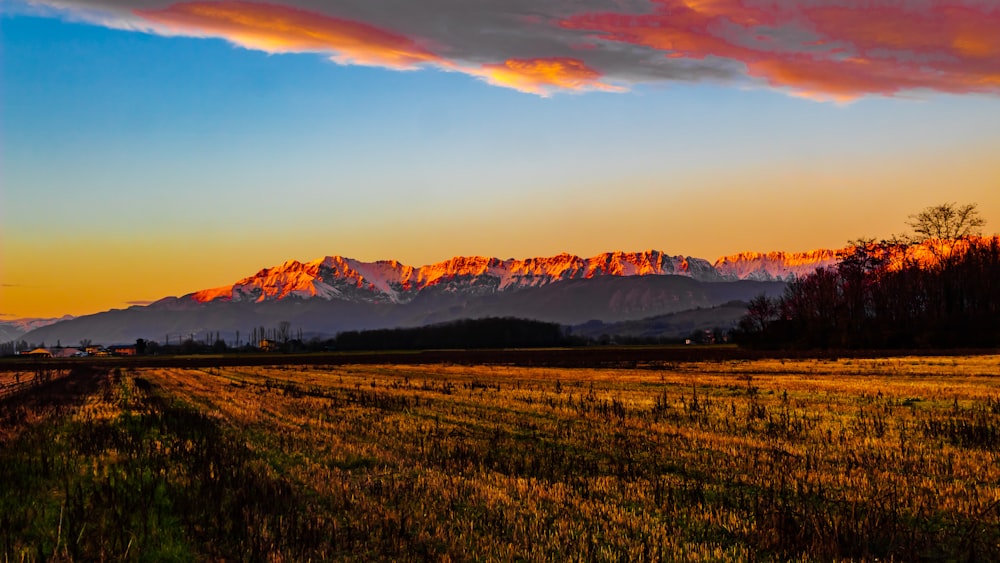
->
3;1;1000;317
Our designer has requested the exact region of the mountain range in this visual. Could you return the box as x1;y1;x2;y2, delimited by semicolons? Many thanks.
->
0;316;74;343
16;248;845;345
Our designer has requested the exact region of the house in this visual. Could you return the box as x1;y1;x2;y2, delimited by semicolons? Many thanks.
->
52;347;83;358
111;345;136;356
23;348;52;358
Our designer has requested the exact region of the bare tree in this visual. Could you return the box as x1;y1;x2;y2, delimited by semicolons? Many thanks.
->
278;321;291;344
745;294;779;333
907;202;985;241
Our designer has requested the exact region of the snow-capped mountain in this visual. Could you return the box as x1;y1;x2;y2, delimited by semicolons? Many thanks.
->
18;247;850;344
19;240;989;345
186;249;821;306
713;249;842;281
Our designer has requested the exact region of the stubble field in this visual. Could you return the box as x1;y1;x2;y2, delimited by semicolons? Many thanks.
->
2;355;999;561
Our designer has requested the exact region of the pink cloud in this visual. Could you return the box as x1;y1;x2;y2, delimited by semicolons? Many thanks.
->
561;0;1000;99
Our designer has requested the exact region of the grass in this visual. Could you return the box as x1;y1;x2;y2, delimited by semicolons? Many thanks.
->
2;356;1000;561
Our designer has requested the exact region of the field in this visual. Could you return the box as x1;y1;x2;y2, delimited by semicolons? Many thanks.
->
2;355;1000;561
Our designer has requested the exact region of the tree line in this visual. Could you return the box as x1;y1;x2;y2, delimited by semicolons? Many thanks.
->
116;318;577;355
735;203;998;349
333;317;577;350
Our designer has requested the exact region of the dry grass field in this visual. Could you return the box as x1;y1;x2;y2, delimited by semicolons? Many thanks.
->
2;356;1000;561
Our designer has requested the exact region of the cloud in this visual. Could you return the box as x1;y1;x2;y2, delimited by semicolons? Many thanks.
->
477;57;623;96
23;0;1000;99
135;1;440;69
559;0;1000;100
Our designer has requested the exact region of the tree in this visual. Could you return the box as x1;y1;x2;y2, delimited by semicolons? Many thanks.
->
744;294;779;333
907;202;985;241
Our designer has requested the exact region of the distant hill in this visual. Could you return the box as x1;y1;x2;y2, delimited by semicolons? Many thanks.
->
570;301;752;342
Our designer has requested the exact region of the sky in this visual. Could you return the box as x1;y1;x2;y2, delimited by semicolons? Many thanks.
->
2;0;1000;319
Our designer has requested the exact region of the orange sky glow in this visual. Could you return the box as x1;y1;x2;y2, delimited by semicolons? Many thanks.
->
477;58;621;95
4;142;998;320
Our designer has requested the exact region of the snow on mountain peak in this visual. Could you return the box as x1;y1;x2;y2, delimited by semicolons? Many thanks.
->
187;248;837;305
713;248;842;281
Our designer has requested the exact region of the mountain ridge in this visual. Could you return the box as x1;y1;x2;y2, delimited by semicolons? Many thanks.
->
187;248;839;306
12;245;863;345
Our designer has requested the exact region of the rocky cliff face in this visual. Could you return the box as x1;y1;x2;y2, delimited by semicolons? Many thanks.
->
713;249;842;281
188;250;774;305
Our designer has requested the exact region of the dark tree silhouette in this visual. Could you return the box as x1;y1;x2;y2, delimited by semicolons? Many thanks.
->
907;202;985;241
735;236;1000;349
278;321;291;344
740;294;779;334
333;318;573;351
